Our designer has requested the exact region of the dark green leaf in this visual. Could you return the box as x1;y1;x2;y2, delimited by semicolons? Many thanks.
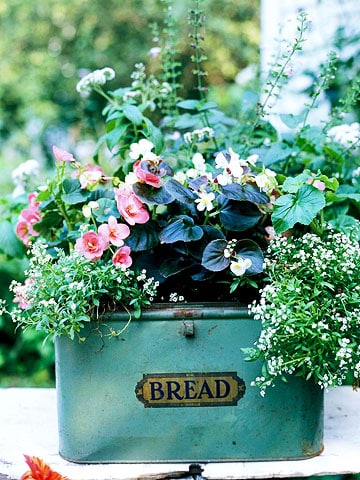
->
126;222;159;252
218;197;262;232
235;239;264;274
160;215;203;243
202;239;229;271
220;183;269;204
133;183;174;205
164;178;198;204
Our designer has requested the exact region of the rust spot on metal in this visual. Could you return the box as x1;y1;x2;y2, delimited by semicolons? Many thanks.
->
208;324;218;334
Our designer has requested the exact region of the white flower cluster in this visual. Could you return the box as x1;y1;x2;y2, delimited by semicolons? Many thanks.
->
183;127;215;145
76;67;115;97
327;122;360;147
248;228;360;394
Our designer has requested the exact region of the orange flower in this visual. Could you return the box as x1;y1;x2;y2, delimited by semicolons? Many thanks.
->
21;455;68;480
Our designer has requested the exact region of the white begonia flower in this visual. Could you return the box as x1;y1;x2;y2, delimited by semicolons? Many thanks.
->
76;67;115;97
255;168;277;193
192;152;206;173
216;172;233;186
125;172;138;185
215;151;229;169
230;257;252;276
195;191;215;212
228;157;244;179
173;171;187;184
128;138;155;160
246;154;259;166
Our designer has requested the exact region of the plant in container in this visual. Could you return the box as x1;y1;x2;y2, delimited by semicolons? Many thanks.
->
2;0;360;463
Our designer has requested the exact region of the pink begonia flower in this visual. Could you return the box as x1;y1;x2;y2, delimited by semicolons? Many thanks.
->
75;231;109;261
133;160;161;188
114;186;150;226
98;216;130;247
52;145;75;162
27;192;40;208
15;193;41;245
112;246;132;268
312;179;326;191
306;176;326;192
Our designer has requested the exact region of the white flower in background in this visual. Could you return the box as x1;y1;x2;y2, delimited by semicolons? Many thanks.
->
76;67;115;97
149;46;161;58
195;191;215;212
192;152;207;174
230;257;252;276
128;139;156;160
327;122;360;147
183;127;214;145
12;159;40;197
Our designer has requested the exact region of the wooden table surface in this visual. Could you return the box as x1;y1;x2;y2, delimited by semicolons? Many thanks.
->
0;386;359;480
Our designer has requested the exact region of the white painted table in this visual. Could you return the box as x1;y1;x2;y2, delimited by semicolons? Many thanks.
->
0;387;359;480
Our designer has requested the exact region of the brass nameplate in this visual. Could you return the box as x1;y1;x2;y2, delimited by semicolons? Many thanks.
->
135;372;245;408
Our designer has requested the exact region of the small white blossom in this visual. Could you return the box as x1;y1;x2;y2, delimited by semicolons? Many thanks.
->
195;191;215;212
76;67;115;97
230;257;252;276
128;139;155;160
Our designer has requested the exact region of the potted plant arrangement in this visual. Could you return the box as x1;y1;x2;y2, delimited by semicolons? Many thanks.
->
2;1;360;463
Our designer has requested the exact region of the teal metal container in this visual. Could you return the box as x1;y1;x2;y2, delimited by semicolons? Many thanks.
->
55;303;324;463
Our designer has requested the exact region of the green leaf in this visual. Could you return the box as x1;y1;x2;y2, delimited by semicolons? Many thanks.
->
176;99;200;110
236;240;264;275
159;257;197;278
123;104;143;125
174;113;201;130
0;221;25;258
61;179;90;204
279;112;306;129
282;171;310;193
143;118;164;153
272;185;325;233
199;101;217;111
92;198;119;222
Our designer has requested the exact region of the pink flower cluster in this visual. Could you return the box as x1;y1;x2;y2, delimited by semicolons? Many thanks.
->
15;193;41;246
75;215;132;266
14;145;155;269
